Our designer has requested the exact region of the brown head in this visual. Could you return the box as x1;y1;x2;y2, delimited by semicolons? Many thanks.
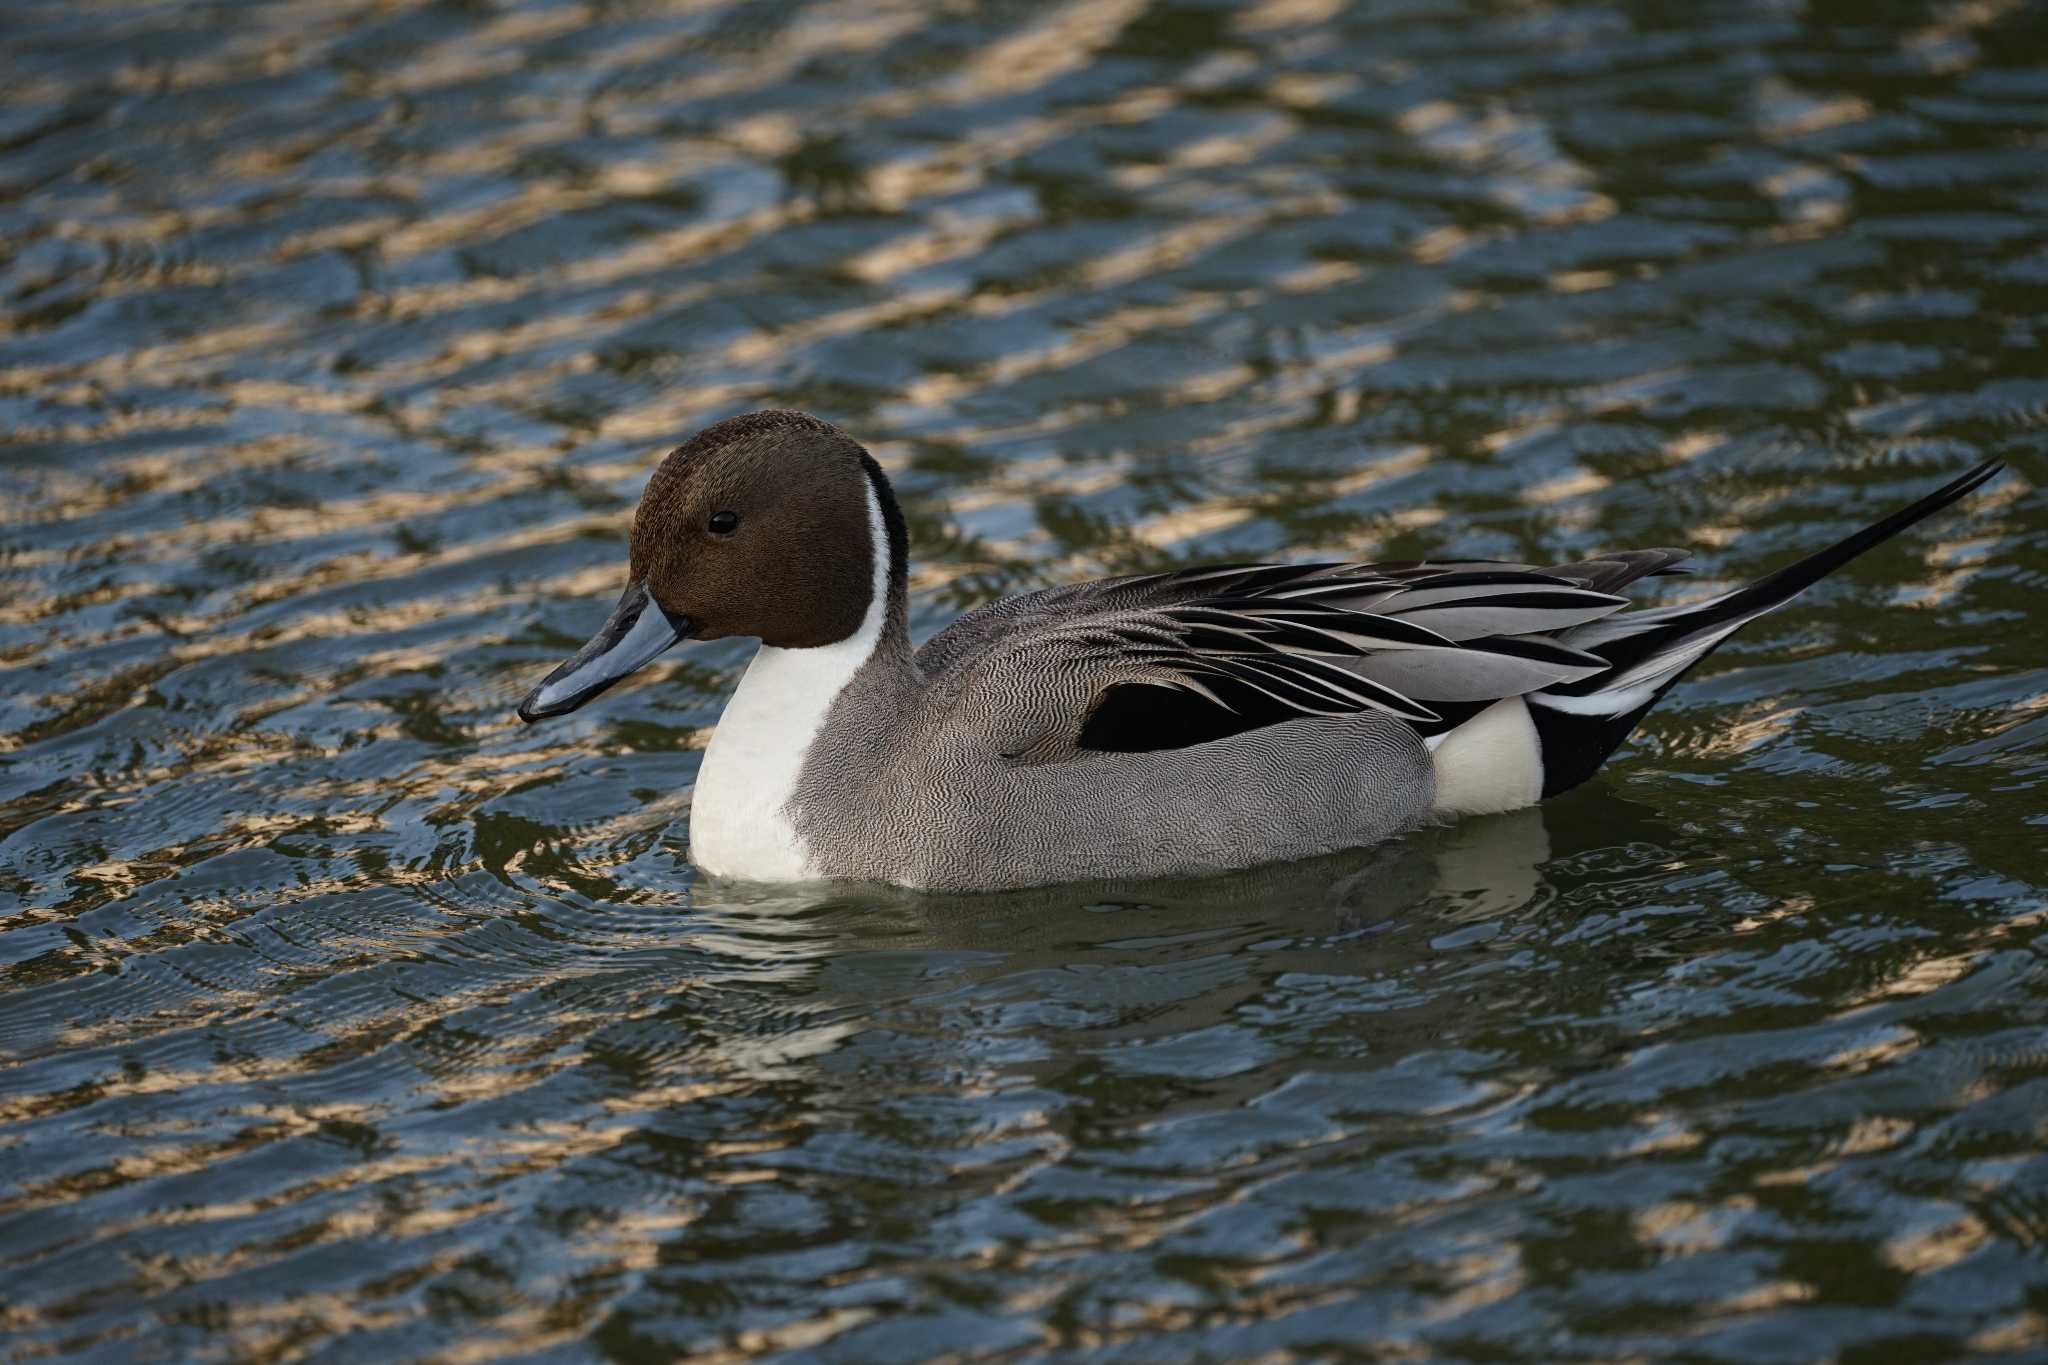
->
517;410;907;721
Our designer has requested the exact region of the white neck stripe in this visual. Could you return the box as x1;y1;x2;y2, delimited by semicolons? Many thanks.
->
687;481;891;882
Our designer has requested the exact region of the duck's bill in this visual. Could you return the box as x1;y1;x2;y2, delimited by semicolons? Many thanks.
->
517;581;689;722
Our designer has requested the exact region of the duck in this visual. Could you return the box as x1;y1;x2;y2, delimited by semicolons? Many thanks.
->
517;409;2001;892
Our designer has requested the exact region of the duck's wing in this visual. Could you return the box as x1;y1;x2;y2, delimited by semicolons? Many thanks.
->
923;555;1691;764
915;552;1687;679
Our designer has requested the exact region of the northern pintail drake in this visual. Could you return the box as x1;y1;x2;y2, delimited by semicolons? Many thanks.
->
518;411;2000;892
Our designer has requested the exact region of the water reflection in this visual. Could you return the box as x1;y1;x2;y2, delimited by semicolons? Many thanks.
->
3;0;2046;1357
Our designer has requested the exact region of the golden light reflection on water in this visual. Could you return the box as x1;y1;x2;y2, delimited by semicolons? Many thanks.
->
1;0;2044;1359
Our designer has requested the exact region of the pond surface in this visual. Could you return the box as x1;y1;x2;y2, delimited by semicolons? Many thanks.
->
4;0;2047;1358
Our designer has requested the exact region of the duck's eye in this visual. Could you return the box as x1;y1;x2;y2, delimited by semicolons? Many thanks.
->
708;511;740;534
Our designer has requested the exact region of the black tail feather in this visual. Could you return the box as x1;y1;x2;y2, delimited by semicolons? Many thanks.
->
1658;457;2004;642
1528;458;2005;798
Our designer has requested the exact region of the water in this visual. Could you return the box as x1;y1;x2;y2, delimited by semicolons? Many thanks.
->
3;0;2046;1357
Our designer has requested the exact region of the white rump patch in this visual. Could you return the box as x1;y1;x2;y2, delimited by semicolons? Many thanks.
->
689;483;890;882
1426;697;1544;816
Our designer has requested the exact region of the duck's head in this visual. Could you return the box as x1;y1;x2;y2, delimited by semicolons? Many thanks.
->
517;409;906;722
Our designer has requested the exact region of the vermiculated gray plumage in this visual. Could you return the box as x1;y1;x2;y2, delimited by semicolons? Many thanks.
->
791;568;1442;890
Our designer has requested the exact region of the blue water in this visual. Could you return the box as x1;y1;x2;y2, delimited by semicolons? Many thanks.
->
3;0;2046;1358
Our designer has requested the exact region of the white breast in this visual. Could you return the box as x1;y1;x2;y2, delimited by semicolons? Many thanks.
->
688;485;890;882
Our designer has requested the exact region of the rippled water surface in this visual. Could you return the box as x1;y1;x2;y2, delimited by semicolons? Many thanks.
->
5;0;2048;1358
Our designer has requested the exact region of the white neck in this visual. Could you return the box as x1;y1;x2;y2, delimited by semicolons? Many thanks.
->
688;482;892;882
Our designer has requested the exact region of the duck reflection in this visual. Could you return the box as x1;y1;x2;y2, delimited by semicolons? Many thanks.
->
657;794;1687;1095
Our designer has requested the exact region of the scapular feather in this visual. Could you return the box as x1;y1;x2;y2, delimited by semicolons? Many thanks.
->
1056;556;1656;754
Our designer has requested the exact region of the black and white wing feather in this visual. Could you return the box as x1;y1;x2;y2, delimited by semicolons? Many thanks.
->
921;460;1997;782
921;558;1680;762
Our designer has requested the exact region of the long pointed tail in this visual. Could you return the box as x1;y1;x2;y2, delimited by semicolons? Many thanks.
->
1527;458;2005;797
